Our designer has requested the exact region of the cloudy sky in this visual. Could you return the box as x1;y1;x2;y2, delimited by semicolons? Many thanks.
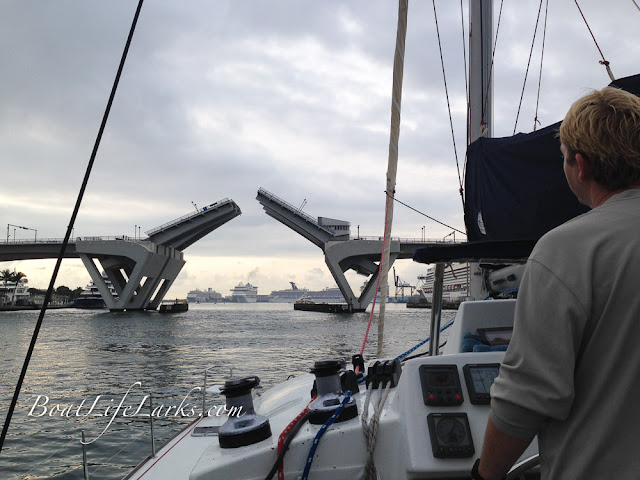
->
1;1;638;299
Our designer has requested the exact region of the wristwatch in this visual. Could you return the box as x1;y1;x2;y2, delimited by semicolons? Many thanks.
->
471;458;486;480
471;458;507;480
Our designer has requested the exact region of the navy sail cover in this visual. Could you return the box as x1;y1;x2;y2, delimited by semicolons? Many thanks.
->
464;73;640;243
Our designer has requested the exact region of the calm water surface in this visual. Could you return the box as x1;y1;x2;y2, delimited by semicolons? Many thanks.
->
0;302;452;479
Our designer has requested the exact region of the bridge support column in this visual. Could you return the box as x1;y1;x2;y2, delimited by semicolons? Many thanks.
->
324;240;400;311
76;240;185;311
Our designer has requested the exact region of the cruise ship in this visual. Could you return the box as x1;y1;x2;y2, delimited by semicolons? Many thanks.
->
416;263;470;303
230;283;258;303
186;288;222;303
267;283;347;304
297;287;346;304
267;282;308;303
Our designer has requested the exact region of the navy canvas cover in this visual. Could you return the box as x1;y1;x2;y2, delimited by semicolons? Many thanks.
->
463;73;640;243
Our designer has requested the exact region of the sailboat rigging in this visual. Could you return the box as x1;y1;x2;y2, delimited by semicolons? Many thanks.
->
121;1;640;478
2;1;639;478
0;0;146;455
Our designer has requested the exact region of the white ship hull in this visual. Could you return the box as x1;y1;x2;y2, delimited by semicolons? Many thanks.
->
230;283;258;303
232;295;257;303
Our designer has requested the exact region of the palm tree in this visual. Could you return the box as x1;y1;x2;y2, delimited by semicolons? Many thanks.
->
1;269;12;305
1;269;12;286
10;271;27;305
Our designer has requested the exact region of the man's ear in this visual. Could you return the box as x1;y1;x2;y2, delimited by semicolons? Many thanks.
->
575;153;591;182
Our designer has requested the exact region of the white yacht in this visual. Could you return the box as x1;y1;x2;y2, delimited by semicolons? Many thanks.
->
74;274;119;309
0;280;30;306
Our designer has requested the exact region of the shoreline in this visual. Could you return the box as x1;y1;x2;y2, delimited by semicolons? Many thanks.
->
0;304;75;312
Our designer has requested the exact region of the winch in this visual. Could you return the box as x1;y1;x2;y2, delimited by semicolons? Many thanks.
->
308;359;358;424
218;376;271;448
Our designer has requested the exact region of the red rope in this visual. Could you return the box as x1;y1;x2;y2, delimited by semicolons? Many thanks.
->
277;398;314;480
357;193;392;364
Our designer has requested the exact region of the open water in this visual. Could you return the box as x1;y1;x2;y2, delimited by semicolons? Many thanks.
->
0;302;453;479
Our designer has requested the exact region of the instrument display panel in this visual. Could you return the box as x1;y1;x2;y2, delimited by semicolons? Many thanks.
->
427;412;475;458
463;363;501;405
419;364;464;406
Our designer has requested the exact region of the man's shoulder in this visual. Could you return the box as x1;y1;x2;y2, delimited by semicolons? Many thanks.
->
534;211;593;250
536;189;640;250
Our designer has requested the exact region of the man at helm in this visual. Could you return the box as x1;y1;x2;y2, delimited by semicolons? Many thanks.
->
475;87;640;479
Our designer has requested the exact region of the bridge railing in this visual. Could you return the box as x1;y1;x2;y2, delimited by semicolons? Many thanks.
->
145;199;232;236
0;236;149;245
257;188;320;227
349;236;461;244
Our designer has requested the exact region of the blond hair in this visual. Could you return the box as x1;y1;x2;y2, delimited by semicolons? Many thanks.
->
559;87;640;190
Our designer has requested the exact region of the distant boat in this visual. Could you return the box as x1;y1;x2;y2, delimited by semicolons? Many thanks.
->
230;283;258;303
267;282;309;303
416;263;470;303
73;274;118;309
159;298;188;313
186;288;222;303
267;283;348;304
298;287;346;304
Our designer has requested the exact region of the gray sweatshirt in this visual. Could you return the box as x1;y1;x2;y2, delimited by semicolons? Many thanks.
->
489;189;640;479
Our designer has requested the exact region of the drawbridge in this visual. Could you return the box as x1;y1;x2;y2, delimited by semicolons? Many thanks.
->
0;198;241;311
257;188;426;312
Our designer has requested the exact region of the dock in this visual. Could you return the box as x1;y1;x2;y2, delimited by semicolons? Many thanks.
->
293;301;365;314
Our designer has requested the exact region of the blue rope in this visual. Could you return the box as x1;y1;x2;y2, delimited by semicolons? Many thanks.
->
301;391;353;480
394;318;456;360
356;319;458;385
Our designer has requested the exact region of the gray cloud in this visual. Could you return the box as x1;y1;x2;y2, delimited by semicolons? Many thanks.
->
1;1;638;295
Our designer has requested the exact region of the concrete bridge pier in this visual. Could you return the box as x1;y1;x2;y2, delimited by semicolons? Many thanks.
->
76;239;185;311
324;239;401;311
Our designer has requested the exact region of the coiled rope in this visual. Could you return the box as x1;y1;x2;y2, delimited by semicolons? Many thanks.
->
361;382;393;480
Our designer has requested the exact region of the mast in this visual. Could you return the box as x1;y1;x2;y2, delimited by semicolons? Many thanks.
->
469;0;493;141
468;0;493;300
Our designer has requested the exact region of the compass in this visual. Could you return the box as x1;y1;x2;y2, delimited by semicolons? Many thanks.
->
427;413;475;458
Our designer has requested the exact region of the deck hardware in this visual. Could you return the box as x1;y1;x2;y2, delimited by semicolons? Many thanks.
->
218;376;271;448
429;263;445;356
149;394;156;457
308;359;358;424
202;366;216;415
81;430;89;480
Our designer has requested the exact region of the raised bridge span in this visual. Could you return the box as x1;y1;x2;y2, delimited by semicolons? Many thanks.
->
257;187;448;312
1;199;241;311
